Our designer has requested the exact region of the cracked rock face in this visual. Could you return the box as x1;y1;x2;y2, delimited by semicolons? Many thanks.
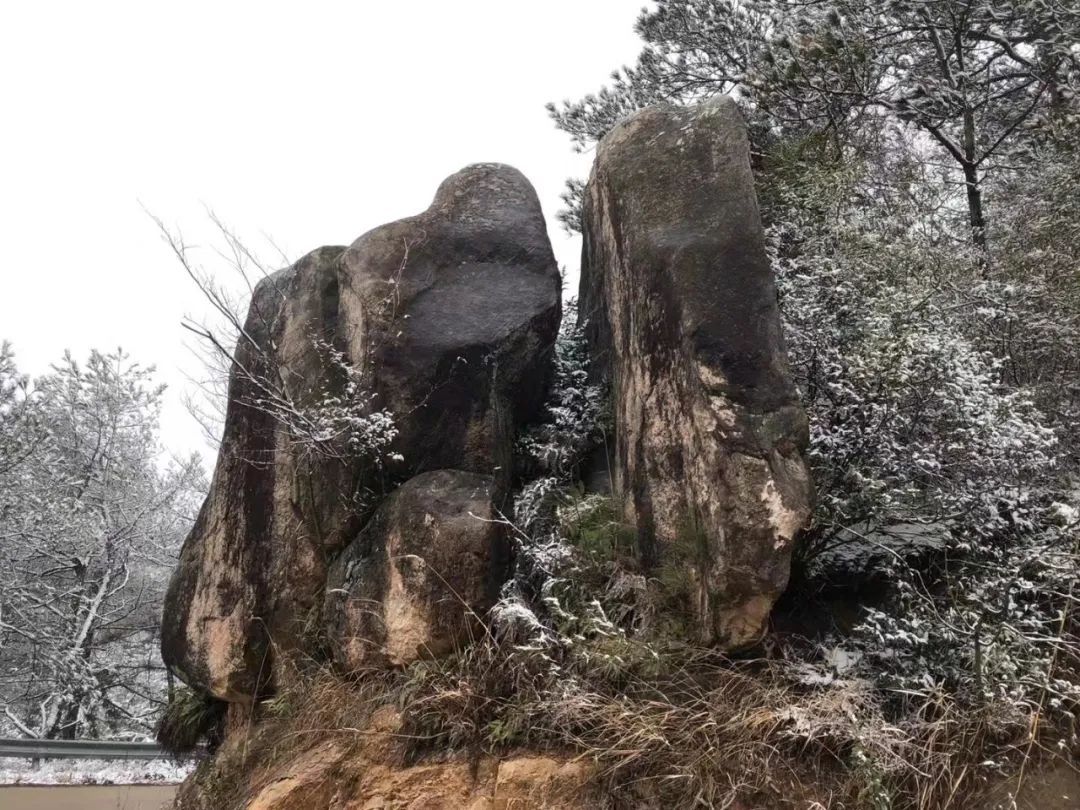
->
162;165;560;702
324;470;506;670
579;96;813;648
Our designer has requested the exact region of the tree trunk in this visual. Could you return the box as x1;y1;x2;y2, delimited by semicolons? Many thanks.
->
955;32;989;265
962;159;988;254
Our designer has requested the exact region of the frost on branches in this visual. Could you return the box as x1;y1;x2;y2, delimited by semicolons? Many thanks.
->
515;298;606;486
768;186;1059;561
0;347;204;741
491;300;623;653
767;158;1080;735
154;214;403;479
254;338;402;469
510;297;608;584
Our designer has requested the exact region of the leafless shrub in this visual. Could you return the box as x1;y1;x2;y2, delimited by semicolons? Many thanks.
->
149;210;402;474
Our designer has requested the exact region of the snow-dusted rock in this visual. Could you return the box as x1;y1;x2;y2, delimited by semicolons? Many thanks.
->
324;470;506;670
579;96;813;648
162;165;560;702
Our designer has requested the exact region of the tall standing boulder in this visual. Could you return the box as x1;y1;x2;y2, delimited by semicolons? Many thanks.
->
161;245;354;702
162;164;560;702
579;96;813;648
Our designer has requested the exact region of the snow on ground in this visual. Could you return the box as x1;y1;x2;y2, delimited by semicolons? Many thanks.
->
0;757;194;785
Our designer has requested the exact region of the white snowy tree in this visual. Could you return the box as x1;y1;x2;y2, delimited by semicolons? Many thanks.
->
0;348;203;740
759;0;1080;250
551;0;1080;250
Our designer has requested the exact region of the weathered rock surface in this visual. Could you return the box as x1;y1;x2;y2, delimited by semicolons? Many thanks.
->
239;748;595;810
325;469;506;669
174;706;599;810
163;164;560;701
162;246;352;702
579;96;813;647
340;165;561;480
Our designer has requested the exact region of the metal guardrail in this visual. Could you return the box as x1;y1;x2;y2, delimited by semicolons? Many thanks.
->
0;738;169;760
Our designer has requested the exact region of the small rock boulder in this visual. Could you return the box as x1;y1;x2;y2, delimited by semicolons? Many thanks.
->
579;96;813;648
163;165;559;701
325;470;506;669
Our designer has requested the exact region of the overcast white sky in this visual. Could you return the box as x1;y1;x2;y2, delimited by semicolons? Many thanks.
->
0;1;643;457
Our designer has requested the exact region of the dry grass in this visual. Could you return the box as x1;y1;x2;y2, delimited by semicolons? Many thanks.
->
168;508;1080;810
416;636;1080;808
398;638;887;808
173;630;1078;810
173;664;406;810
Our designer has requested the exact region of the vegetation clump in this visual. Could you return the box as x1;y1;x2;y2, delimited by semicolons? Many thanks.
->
156;687;227;758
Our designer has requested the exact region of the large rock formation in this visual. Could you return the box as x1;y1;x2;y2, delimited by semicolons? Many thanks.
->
325;469;506;670
163;118;821;808
340;164;562;480
162;245;352;702
579;96;813;648
162;164;560;701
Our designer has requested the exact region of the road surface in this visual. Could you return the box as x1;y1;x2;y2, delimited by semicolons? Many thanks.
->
0;784;176;809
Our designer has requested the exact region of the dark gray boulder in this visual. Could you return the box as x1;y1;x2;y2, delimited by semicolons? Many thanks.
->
325;470;506;670
162;164;560;701
339;163;561;481
579;96;813;648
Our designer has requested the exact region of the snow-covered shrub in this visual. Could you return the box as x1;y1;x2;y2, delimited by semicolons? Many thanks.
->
515;297;606;480
851;507;1080;724
489;299;654;673
769;195;1059;561
499;296;621;650
267;338;401;469
765;155;1080;757
987;140;1080;463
